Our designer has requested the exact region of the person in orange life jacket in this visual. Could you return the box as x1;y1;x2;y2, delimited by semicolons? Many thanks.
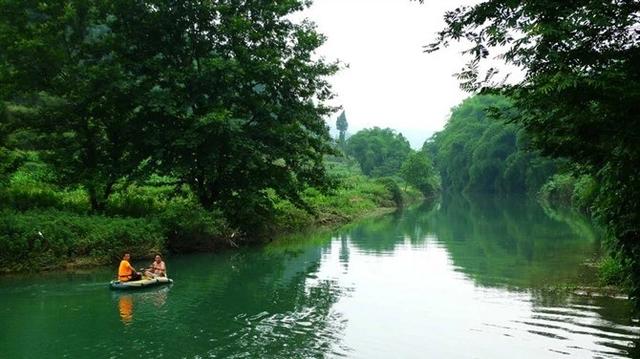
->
118;253;142;282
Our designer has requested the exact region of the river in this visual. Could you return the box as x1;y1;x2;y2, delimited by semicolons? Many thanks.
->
1;195;638;358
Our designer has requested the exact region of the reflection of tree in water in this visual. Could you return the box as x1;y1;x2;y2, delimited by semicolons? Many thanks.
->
337;202;438;255
338;195;638;355
421;194;601;289
435;195;638;356
341;194;603;288
339;233;350;273
171;233;349;358
340;211;405;254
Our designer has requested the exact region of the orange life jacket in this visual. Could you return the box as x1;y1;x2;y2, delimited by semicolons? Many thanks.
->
118;260;133;281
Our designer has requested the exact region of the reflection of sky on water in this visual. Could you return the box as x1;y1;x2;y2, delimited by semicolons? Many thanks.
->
313;234;639;358
310;195;638;358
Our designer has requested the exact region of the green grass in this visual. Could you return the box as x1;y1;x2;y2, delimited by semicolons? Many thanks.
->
271;161;422;233
0;157;423;272
0;210;164;272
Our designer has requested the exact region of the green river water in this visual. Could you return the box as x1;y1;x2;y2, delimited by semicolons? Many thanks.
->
1;195;638;358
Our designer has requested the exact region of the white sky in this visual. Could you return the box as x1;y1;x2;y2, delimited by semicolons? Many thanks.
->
298;0;481;148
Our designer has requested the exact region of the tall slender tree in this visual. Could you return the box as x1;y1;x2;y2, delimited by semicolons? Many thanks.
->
336;110;348;147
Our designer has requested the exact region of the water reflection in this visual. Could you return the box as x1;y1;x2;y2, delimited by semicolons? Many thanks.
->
430;194;602;288
331;194;638;358
118;295;133;325
113;286;170;326
163;233;349;358
0;195;638;358
344;194;602;289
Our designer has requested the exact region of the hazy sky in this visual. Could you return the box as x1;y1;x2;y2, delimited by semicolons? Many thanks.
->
298;0;480;148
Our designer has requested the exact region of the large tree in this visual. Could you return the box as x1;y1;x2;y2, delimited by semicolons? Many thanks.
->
148;1;338;232
0;1;165;210
345;127;412;177
400;150;438;197
0;1;338;223
425;1;640;301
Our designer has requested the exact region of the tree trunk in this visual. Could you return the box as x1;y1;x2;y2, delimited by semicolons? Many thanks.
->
88;180;115;212
88;185;103;212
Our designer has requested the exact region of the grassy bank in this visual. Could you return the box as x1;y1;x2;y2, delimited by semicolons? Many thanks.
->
0;159;422;273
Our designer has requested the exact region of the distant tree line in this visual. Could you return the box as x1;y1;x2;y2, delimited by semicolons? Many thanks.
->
338;96;559;199
424;95;559;194
339;124;438;198
345;127;412;177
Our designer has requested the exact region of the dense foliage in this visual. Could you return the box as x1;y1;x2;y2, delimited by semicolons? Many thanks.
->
0;210;165;272
427;0;640;303
345;127;412;177
538;174;599;213
0;155;408;271
425;95;558;194
0;0;337;229
0;1;423;271
400;151;439;197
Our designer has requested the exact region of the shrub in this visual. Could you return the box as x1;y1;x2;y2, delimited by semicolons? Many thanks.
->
539;173;576;206
375;177;403;207
158;199;229;252
0;210;164;271
105;185;169;217
0;183;60;210
539;173;599;214
598;255;630;288
0;183;89;213
572;175;598;212
272;193;315;233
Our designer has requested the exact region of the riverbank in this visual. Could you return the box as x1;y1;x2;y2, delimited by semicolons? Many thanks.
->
0;169;423;273
537;186;631;297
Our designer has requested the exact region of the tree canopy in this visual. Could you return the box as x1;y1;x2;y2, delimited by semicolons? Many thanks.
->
0;0;338;229
427;0;640;302
345;127;412;177
425;95;558;194
400;150;438;197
